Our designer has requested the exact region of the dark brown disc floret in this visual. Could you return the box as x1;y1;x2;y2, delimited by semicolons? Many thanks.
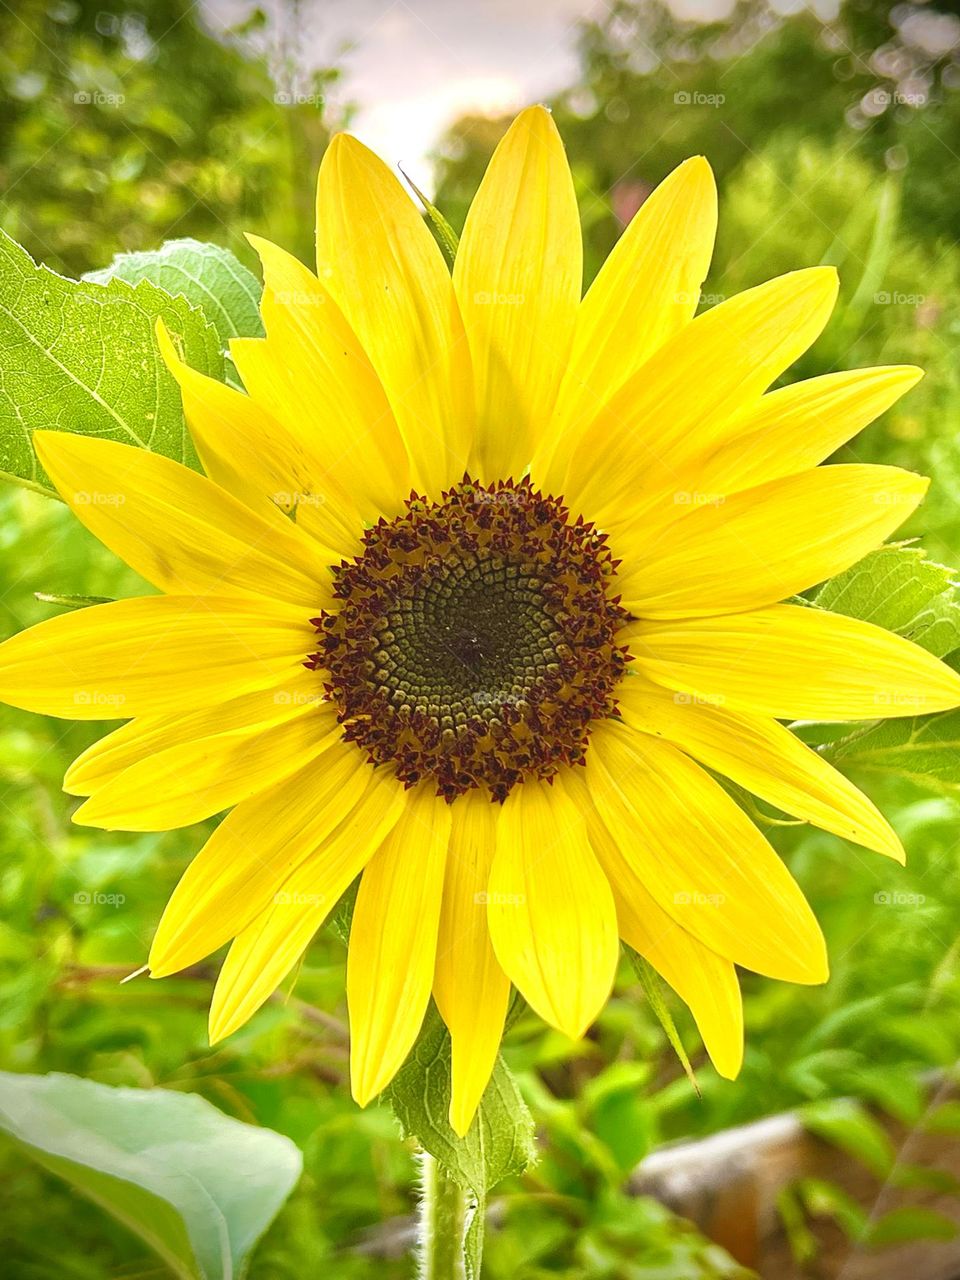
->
308;476;631;801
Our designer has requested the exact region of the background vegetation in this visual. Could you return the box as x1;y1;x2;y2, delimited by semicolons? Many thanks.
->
2;0;960;1275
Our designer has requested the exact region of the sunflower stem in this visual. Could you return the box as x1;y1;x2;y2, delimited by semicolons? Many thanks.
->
417;1150;468;1280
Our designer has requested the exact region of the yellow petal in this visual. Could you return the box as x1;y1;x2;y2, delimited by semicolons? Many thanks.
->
246;233;410;519
227;336;372;550
487;777;618;1038
316;134;474;497
583;799;742;1079
617;465;928;618
208;771;405;1042
452;106;581;481
0;595;312;720
617;676;903;860
73;704;339;831
156;320;362;557
149;748;402;976
697;365;924;493
545;156;717;457
348;786;450;1106
34;431;336;607
551;267;839;525
586;721;828;983
433;795;511;1136
630;603;960;721
64;669;323;796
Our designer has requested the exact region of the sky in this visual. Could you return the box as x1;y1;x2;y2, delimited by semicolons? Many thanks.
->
204;0;737;186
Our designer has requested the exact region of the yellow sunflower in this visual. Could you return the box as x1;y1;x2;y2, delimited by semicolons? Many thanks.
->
2;105;958;1136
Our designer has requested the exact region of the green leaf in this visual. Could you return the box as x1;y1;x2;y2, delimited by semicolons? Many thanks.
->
864;1206;958;1247
809;545;960;795
85;238;264;348
35;591;114;610
400;167;460;268
814;543;960;658
800;1098;895;1178
826;703;960;797
627;948;700;1096
0;1070;302;1280
384;1004;536;1280
0;230;222;498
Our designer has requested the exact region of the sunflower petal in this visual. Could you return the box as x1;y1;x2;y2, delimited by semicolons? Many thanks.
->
34;431;337;606
348;786;450;1106
246;233;409;518
617;676;903;860
73;705;339;831
149;749;402;976
552;267;839;525
697;365;924;493
156;320;362;556
226;336;373;548
631;603;960;721
433;795;511;1135
487;777;618;1038
547;156;716;452
617;464;928;618
587;721;828;983
64;670;322;796
207;771;406;1042
582;799;742;1078
316;134;473;496
453;106;581;480
0;595;311;720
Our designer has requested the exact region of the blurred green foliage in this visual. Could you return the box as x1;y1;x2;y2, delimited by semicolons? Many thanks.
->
0;0;341;277
3;0;960;1276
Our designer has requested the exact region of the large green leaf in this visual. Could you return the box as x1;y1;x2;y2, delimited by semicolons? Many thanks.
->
826;702;960;796
384;1004;536;1280
0;1070;302;1280
85;238;264;348
0;230;222;497
813;542;960;658
810;545;960;792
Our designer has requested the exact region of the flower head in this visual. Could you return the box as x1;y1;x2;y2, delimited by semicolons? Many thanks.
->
2;106;958;1135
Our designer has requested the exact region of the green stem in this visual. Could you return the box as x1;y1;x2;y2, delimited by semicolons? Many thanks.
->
418;1150;468;1280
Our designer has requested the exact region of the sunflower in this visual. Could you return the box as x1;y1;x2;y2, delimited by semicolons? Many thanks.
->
2;105;958;1135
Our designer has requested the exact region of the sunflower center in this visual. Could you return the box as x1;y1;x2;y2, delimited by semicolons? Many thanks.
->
309;477;631;801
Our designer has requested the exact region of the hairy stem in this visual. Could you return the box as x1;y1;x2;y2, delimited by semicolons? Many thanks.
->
418;1150;468;1280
